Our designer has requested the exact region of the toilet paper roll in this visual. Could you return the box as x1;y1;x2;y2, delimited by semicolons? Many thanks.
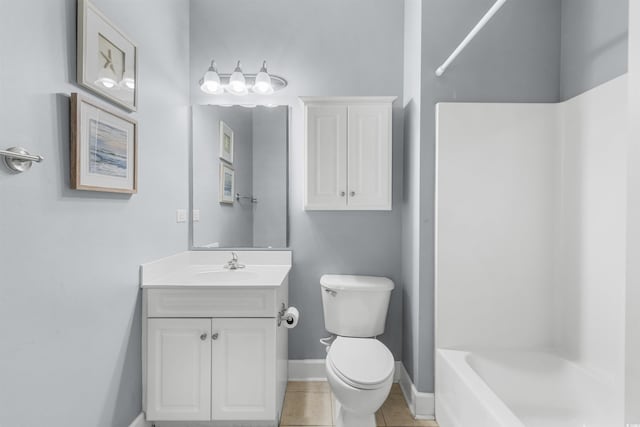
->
282;306;299;329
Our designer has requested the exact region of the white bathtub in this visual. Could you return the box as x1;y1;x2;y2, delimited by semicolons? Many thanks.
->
435;349;621;427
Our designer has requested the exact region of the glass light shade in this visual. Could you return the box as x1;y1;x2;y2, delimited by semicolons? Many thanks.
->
253;71;272;94
95;67;117;89
200;60;222;94
228;61;247;94
200;70;221;94
252;61;273;94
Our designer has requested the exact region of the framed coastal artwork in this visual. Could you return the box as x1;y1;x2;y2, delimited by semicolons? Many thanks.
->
219;163;235;204
70;93;138;194
77;0;138;111
219;120;234;164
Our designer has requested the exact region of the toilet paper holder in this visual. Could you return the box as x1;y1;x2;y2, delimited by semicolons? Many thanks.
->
278;303;295;327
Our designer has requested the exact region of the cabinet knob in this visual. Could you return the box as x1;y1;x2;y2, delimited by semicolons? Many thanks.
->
340;191;345;197
211;333;219;340
200;333;207;341
350;191;356;197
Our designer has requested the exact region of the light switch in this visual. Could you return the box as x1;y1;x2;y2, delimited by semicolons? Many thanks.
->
193;209;200;222
176;209;187;223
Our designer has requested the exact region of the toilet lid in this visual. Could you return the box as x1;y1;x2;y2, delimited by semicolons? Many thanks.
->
328;337;394;390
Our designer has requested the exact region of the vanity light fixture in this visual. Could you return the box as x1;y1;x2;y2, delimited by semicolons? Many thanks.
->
199;59;288;96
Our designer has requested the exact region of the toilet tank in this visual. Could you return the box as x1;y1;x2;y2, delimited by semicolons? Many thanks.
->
320;274;394;337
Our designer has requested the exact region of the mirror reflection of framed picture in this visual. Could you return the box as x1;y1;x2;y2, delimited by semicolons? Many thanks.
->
219;163;235;204
219;120;234;164
77;0;137;111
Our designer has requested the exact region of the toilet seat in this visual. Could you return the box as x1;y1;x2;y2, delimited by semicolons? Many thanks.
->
327;337;394;390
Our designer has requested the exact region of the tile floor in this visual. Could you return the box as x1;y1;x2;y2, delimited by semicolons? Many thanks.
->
281;382;438;427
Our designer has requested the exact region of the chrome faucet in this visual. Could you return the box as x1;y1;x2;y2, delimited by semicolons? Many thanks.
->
224;252;245;270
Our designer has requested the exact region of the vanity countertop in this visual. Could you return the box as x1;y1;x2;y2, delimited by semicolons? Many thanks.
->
140;251;292;288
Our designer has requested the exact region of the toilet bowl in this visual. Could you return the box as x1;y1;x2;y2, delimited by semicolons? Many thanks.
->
325;337;395;427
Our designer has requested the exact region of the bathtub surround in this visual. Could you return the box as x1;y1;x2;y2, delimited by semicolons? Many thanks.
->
436;102;558;351
0;1;190;426
435;76;628;425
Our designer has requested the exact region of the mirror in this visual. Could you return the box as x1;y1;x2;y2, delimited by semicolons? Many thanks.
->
191;105;288;249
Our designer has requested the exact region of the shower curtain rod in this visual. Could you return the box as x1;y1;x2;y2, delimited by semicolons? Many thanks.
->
435;0;508;77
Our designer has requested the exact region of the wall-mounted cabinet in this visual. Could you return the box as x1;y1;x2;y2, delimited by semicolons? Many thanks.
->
301;97;396;211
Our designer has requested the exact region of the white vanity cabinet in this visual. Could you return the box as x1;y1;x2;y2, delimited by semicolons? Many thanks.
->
301;97;396;211
140;251;291;426
146;315;277;422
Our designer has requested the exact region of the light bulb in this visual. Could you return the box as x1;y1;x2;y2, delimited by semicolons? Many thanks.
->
252;60;273;94
200;60;221;94
228;60;246;94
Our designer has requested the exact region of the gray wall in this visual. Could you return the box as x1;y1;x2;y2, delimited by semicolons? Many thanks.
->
415;0;562;392
190;0;405;359
252;107;288;248
560;0;629;100
192;106;254;247
0;0;190;426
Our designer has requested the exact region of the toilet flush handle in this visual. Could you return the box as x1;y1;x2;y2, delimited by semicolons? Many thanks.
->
324;288;337;297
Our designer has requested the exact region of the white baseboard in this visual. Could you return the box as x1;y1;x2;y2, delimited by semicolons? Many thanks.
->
395;364;435;420
288;359;327;381
129;413;151;427
287;359;405;382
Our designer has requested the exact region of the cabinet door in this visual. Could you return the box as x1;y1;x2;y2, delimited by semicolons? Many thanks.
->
147;319;212;421
305;104;348;210
347;104;392;210
211;318;276;420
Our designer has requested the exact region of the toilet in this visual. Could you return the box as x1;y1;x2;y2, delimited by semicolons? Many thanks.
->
320;274;395;427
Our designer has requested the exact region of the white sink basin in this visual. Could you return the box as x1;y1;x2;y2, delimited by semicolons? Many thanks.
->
140;251;292;288
143;264;291;288
192;268;260;284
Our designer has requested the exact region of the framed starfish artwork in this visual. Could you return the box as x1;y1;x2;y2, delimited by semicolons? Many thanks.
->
77;0;137;111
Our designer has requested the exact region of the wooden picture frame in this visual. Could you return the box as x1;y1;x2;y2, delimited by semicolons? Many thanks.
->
70;93;138;194
219;163;235;204
77;0;138;111
219;120;234;164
